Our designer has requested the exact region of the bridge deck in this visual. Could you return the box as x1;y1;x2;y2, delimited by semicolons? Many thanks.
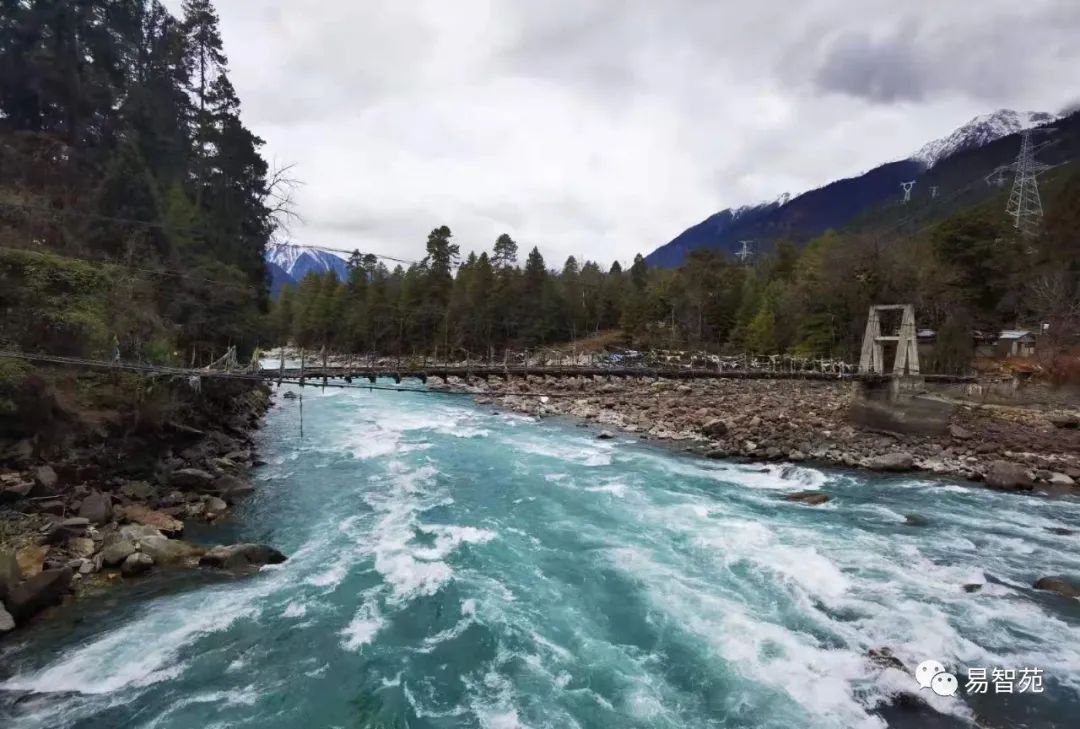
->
259;365;975;385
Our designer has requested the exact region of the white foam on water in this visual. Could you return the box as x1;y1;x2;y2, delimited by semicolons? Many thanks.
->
282;601;308;618
585;482;628;497
340;600;384;652
462;598;477;616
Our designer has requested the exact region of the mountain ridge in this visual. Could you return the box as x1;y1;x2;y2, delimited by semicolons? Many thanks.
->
645;108;1057;268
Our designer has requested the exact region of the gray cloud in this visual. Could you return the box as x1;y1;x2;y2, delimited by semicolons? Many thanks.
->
814;26;929;102
165;0;1080;266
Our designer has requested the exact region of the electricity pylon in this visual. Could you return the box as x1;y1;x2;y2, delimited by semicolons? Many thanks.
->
1005;129;1051;236
735;240;754;265
900;180;915;203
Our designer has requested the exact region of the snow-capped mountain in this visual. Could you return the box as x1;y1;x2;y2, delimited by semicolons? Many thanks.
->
265;243;349;283
911;109;1058;167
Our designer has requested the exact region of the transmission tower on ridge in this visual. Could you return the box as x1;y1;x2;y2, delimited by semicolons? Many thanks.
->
1005;129;1052;236
900;180;915;203
929;185;939;199
735;240;754;265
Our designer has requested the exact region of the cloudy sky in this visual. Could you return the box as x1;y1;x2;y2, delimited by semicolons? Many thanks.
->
168;0;1080;267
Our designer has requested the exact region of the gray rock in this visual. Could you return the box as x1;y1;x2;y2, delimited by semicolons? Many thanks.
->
34;465;58;490
170;468;216;491
214;474;255;503
61;517;89;528
0;602;14;632
1048;414;1079;429
101;540;136;567
205;496;228;516
595;431;614;440
700;419;728;438
783;491;832;506
77;491;112;524
137;536;204;565
1048;472;1076;486
5;568;73;622
199;543;287;570
121;552;154;577
67;537;95;559
120;481;156;500
985;461;1033;491
948;424;973;440
1033;576;1080;598
866;452;915;472
904;514;930;527
118;523;165;542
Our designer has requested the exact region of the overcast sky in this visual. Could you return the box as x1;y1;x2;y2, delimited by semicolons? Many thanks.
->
169;1;1080;267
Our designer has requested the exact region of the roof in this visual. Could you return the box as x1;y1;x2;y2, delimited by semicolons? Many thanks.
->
998;330;1034;340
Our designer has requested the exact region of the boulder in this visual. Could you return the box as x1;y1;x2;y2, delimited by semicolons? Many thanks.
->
205;496;228;517
595;431;614;440
984;461;1033;491
0;551;19;601
1048;414;1079;429
199;543;287;570
214;474;255;503
34;465;58;490
962;583;983;593
783;491;832;506
700;419;728;438
121;552;154;577
117;523;165;542
1045;527;1074;536
223;449;251;463
122;504;184;536
119;481;156;501
5;568;73;622
77;491;112;524
904;514;930;527
67;537;95;559
1048;472;1075;487
100;540;136;567
948;424;973;440
865;452;914;472
0;602;14;632
15;545;49;579
1033;576;1080;598
137;536;204;565
169;468;216;491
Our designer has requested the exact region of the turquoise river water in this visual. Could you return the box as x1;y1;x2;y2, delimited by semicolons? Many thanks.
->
1;382;1079;728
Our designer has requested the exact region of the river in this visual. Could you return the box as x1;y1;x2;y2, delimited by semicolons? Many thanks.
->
2;382;1079;728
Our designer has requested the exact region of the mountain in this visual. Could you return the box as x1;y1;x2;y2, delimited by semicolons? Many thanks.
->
911;109;1059;167
267;261;297;298
265;243;349;294
645;160;924;267
646;108;1058;268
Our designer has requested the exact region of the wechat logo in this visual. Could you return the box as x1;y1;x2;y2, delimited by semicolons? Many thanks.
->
915;659;959;696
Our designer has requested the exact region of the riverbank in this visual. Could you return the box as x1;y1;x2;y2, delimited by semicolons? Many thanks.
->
433;375;1080;493
0;377;285;634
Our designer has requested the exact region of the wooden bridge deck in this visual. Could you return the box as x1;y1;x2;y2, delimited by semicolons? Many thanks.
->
258;365;976;385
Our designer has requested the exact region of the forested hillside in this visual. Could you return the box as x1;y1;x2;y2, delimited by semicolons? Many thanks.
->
0;0;276;440
278;166;1080;370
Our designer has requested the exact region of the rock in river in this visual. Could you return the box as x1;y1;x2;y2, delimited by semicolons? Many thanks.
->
1033;576;1080;598
5;568;73;622
100;540;137;567
200;544;287;570
138;536;205;565
985;461;1033;491
121;552;154;577
783;491;832;506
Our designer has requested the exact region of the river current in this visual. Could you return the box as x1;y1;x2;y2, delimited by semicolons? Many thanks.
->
2;382;1079;728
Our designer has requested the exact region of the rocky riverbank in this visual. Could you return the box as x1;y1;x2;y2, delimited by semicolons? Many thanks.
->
434;375;1080;494
0;379;286;635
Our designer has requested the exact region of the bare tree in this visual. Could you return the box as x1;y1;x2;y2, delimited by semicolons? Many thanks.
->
264;160;303;243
